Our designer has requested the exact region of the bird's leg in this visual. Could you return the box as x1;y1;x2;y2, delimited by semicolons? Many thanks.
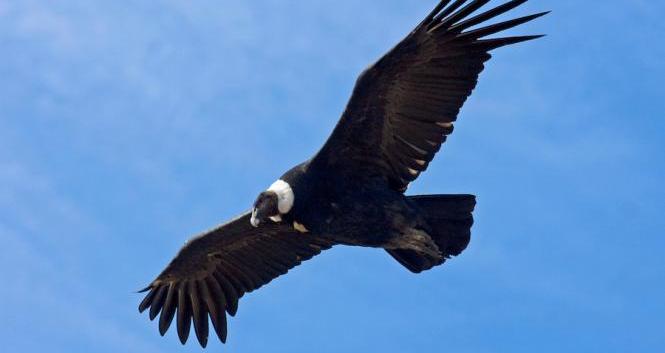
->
397;229;442;259
292;221;309;233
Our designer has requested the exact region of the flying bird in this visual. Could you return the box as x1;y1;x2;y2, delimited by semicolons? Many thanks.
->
139;0;546;347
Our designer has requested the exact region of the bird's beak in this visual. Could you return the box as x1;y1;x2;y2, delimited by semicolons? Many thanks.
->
250;208;260;227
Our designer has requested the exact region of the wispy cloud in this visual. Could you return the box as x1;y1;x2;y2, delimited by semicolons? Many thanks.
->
0;159;161;352
1;1;664;352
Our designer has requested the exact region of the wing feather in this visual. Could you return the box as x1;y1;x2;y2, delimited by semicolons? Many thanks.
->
176;282;192;344
148;286;167;321
158;283;177;335
138;287;157;313
212;271;240;316
313;0;546;191
188;281;209;348
199;279;227;344
138;212;334;347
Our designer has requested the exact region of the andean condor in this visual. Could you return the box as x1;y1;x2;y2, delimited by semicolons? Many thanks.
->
138;0;546;347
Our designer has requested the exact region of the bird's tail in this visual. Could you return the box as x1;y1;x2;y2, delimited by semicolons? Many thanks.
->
386;194;476;273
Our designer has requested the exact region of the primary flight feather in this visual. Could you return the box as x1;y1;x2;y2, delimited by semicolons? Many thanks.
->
138;0;546;347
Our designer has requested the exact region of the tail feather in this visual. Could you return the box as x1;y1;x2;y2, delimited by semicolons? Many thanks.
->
387;194;476;273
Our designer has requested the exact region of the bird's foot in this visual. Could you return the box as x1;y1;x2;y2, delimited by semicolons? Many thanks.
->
401;229;442;259
293;221;309;233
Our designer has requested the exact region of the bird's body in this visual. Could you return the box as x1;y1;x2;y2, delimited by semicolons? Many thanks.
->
276;158;467;266
276;161;417;247
138;0;547;347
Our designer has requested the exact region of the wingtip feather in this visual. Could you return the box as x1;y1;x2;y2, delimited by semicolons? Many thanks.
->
450;0;529;32
138;288;156;313
475;34;545;51
158;284;177;336
458;11;549;41
177;284;192;345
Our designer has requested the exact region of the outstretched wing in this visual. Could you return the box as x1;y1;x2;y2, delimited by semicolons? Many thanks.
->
314;0;547;191
138;212;334;347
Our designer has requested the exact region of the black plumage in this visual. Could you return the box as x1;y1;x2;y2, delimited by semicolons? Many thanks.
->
139;214;334;346
139;0;546;347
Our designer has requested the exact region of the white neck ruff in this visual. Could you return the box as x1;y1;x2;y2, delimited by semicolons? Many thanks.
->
267;179;294;214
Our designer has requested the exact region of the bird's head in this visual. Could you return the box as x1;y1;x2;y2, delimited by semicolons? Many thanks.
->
250;179;294;227
251;191;279;227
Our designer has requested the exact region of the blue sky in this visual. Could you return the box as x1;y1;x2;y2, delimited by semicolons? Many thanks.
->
1;0;663;352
